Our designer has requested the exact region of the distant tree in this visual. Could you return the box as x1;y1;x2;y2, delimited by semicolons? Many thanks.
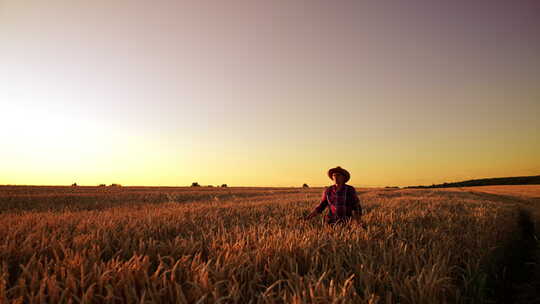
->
110;183;122;187
71;182;77;187
221;184;228;188
191;182;200;187
302;183;309;188
207;185;213;187
98;184;106;187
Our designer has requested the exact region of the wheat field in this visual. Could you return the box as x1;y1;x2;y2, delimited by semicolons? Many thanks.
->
0;185;538;304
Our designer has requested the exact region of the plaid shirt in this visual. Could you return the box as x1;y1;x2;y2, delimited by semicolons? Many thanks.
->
314;184;362;224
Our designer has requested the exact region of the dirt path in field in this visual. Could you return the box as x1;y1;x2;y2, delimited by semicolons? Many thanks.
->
453;188;540;304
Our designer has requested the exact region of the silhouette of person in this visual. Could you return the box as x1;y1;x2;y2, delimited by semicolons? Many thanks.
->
302;166;363;226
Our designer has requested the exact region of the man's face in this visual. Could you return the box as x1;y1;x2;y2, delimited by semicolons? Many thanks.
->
332;172;346;184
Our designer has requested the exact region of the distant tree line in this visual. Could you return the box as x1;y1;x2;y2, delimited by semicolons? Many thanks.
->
405;175;540;189
72;183;122;187
191;182;227;187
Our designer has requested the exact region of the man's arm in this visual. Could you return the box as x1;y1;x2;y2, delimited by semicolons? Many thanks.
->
349;186;363;224
304;188;328;220
352;209;362;224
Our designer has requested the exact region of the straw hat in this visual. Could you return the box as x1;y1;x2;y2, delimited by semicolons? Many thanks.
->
327;166;350;183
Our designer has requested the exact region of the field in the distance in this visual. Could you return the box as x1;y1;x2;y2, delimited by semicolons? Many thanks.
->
0;185;539;304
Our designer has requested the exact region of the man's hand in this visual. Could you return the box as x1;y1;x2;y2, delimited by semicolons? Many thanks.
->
352;211;366;229
300;210;319;221
357;221;368;230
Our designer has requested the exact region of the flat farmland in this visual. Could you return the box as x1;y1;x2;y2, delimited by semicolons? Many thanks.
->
0;185;538;304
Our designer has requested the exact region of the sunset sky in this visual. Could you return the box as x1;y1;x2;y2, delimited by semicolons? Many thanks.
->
1;0;539;187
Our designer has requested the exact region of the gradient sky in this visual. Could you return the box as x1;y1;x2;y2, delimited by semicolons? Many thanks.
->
1;0;539;187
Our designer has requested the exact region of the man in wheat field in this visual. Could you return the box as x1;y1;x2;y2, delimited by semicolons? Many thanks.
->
302;166;363;226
